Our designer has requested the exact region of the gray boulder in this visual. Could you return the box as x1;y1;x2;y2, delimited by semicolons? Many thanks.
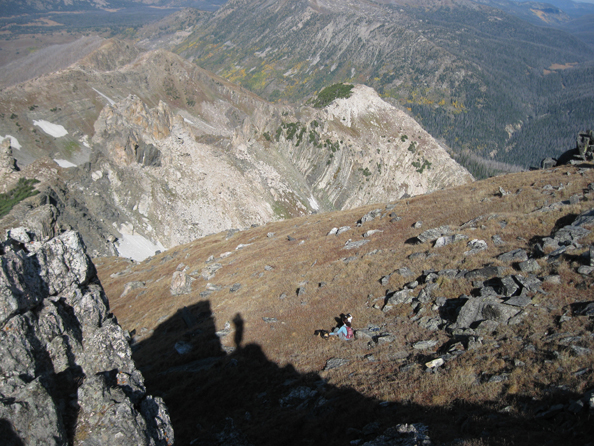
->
455;295;522;329
497;249;528;263
416;225;450;244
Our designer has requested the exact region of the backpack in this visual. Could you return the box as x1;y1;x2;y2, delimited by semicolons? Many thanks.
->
345;325;354;340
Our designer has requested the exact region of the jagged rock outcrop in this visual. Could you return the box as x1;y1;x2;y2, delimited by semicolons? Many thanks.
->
0;228;174;445
93;95;168;167
0;138;17;176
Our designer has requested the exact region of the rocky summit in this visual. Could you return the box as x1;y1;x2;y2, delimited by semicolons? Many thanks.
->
0;228;174;445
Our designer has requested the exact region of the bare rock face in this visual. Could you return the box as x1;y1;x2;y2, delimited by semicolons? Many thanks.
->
0;138;17;175
93;95;168;167
0;228;174;446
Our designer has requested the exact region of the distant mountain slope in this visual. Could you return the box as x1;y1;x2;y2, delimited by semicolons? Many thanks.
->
0;39;471;258
168;0;594;169
0;0;224;15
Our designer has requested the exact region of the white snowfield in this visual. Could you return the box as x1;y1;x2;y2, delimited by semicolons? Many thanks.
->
0;135;21;149
54;159;77;168
116;230;165;262
33;120;68;137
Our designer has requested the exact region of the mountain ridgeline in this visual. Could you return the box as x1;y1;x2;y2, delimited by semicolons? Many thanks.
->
166;0;594;171
0;39;471;259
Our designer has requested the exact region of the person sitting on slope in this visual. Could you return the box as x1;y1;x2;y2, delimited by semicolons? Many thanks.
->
329;314;354;341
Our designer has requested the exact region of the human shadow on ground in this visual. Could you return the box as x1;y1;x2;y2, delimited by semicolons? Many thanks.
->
132;300;593;446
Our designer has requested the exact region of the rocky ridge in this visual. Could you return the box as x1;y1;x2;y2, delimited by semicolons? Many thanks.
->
0;39;472;259
0;227;174;445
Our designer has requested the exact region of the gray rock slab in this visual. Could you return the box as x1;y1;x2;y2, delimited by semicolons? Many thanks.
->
497;249;528;263
416;225;450;243
434;234;468;248
324;358;350;370
412;340;439;350
465;266;506;280
505;295;532;307
518;258;541;273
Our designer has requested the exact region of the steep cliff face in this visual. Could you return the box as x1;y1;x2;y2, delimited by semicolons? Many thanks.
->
0;227;174;445
268;85;473;209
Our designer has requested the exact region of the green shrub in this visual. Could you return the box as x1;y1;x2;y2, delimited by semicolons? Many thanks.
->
312;83;354;108
0;178;40;218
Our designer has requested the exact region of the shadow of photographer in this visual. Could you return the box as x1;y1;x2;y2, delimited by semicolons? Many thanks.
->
132;300;592;446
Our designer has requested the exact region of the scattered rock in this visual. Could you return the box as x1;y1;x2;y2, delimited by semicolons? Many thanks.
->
363;229;383;238
425;358;445;369
465;266;506;280
434;234;468;248
497;249;528;263
361;423;432;446
170;270;193;295
518;258;541;273
357;209;382;226
230;283;242;292
416;225;450;244
412;340;438;350
120;280;146;297
492;234;505;246
336;226;351;235
577;265;594;275
174;341;193;355
324;358;349;370
343;239;370;250
455;296;521;328
464;239;488;256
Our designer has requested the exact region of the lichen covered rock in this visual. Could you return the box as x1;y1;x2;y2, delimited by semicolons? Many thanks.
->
0;228;174;445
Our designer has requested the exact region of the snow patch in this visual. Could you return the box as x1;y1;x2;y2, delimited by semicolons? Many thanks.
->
0;135;21;150
54;159;77;168
308;194;320;211
79;134;91;148
92;87;115;106
33;120;68;138
116;226;165;262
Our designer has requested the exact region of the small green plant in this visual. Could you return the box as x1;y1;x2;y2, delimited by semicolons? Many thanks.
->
359;167;371;177
263;131;272;142
10;113;18;120
0;178;40;218
401;134;408;142
412;158;432;173
312;83;354;108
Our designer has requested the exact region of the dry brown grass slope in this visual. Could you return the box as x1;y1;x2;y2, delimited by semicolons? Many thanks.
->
95;164;594;445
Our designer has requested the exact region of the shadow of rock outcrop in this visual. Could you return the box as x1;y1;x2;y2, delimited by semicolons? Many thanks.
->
133;300;594;446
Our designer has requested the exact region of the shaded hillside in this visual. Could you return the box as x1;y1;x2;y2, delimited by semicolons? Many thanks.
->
165;0;594;169
96;163;594;445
